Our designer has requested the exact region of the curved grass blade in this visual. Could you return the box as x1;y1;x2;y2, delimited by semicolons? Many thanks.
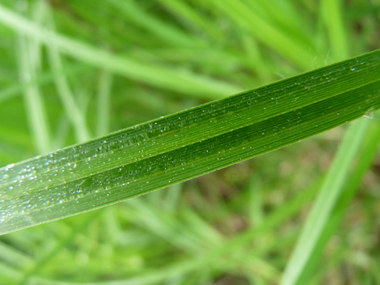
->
0;4;239;99
1;50;380;235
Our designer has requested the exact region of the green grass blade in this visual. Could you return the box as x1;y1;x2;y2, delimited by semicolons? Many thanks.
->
52;84;92;150
280;117;372;285
321;0;349;60
44;4;91;143
1;50;380;235
295;119;380;284
96;70;113;137
157;0;223;41
16;34;51;154
0;63;88;105
0;4;239;99
47;40;91;143
209;0;317;69
107;0;202;47
243;0;315;51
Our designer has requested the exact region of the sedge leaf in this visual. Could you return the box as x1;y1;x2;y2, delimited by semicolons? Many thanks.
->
1;50;380;235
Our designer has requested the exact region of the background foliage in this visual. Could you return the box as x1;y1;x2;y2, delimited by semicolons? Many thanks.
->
0;0;380;284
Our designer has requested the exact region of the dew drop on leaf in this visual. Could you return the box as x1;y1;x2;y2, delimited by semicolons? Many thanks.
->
363;108;374;119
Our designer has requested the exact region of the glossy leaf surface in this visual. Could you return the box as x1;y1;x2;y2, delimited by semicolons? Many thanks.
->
1;50;380;235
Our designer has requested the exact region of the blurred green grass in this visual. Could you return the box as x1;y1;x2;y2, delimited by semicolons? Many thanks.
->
0;0;380;284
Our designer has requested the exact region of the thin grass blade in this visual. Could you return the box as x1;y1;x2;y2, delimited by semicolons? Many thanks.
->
296;119;380;284
280;117;372;285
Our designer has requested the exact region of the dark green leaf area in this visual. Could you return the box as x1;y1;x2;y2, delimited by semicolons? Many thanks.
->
3;51;380;193
1;50;380;234
2;78;380;234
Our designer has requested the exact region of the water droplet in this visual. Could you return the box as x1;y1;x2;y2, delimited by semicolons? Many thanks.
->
363;108;375;119
350;66;356;71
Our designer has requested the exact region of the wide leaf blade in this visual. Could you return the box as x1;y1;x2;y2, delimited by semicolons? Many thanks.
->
1;50;380;235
